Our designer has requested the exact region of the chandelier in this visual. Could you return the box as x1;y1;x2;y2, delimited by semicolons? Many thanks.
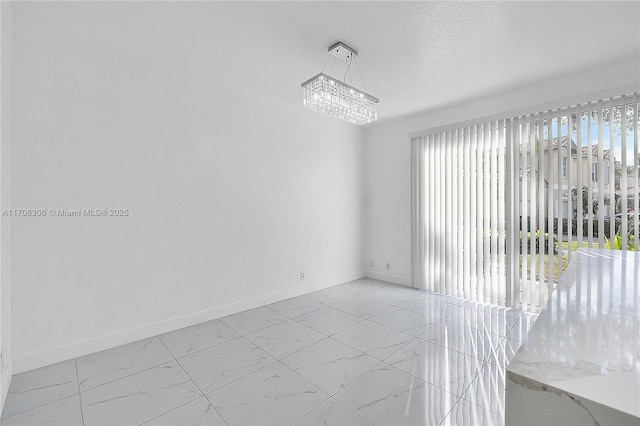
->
301;42;379;125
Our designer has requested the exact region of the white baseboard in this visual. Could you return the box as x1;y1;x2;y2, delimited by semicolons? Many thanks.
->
13;271;365;374
365;270;411;287
1;357;13;417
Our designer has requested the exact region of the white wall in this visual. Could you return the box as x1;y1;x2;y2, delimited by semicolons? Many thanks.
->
364;58;640;286
1;0;13;410
10;3;364;372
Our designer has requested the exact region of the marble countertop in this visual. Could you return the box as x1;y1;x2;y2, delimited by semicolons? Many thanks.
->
507;249;640;419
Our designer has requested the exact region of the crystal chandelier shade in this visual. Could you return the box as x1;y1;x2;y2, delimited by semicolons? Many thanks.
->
301;42;379;126
302;73;378;125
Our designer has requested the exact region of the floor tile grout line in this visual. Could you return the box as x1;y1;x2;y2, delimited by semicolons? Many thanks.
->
265;358;335;423
219;313;288;337
367;304;447;321
304;287;362;306
238;311;353;361
391;304;464;321
337;285;389;299
380;335;423;364
324;301;384;320
199;353;330;426
379;336;487;398
417;318;511;343
75;359;86;426
244;315;331;340
333;314;407;337
312;334;387;364
162;334;246;363
0;392;81;421
156;337;230;426
77;352;178;393
458;370;506;418
262;300;327;320
327;396;375;426
241;291;418;357
423;334;495;362
138;395;202;426
328;359;386;400
246;313;408;369
366;313;446;337
194;332;379;426
329;324;413;360
156;334;180;361
335;294;413;315
284;358;389;426
137;397;207;426
0;362;81;420
245;333;330;365
346;358;463;426
289;307;367;336
438;398;460;426
284;396;331;426
213;316;245;336
440;377;506;426
312;301;380;322
280;337;381;394
375;360;465;425
190;336;281;397
75;337;177;389
284;392;375;426
426;340;498;366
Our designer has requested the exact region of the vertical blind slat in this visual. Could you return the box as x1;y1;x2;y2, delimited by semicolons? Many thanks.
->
567;112;573;261
442;131;453;294
457;128;465;298
621;96;628;250
429;134;435;291
498;120;505;304
588;104;595;248
635;94;639;250
537;115;545;308
546;113;554;301
608;99;616;246
476;125;482;300
597;101;605;249
439;132;444;292
505;118;516;307
464;126;472;299
433;133;442;292
577;106;584;252
518;119;527;309
528;119;537;311
556;112;563;286
483;123;491;304
454;129;461;297
471;124;479;300
555;112;563;293
491;121;499;305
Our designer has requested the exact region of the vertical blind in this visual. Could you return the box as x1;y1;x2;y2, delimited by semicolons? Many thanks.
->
412;92;640;312
411;121;507;306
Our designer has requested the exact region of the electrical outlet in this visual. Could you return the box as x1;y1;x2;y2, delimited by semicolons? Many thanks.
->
300;272;305;280
368;259;373;268
386;262;391;270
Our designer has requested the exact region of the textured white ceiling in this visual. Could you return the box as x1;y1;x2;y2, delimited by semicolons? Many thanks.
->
18;1;640;123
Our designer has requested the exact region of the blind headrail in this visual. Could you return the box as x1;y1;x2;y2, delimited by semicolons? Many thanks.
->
409;85;639;140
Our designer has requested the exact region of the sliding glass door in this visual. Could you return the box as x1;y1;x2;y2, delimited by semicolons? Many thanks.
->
412;93;639;312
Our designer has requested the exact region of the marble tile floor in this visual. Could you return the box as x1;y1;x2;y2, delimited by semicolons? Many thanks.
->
1;279;537;426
